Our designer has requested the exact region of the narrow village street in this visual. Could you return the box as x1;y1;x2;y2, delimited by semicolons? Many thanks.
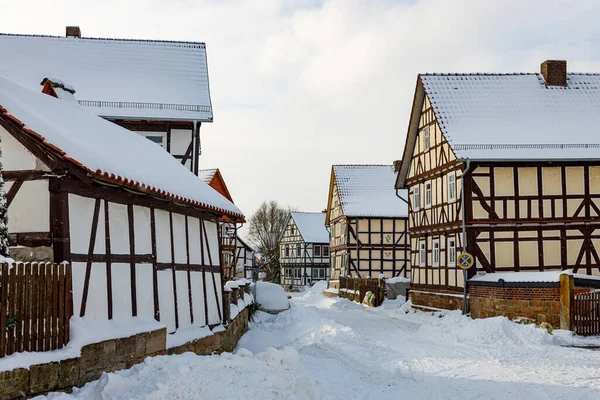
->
40;284;600;400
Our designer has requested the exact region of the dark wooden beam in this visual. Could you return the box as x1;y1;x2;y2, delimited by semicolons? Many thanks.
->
8;232;52;247
6;181;23;207
3;170;50;181
49;178;71;263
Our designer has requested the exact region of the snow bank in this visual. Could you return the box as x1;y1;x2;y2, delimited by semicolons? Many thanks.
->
416;311;563;347
39;347;317;400
306;280;328;295
166;325;225;350
255;282;289;311
470;269;600;283
0;317;164;372
386;276;410;284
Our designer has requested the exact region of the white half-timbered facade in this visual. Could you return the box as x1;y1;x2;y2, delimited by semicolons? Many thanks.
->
0;75;244;333
326;165;410;289
396;60;600;311
235;236;256;280
0;27;212;175
279;212;330;287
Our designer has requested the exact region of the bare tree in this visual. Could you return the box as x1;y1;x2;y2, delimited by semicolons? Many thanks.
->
248;201;292;283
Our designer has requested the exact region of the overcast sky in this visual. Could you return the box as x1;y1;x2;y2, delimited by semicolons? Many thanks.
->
2;0;600;234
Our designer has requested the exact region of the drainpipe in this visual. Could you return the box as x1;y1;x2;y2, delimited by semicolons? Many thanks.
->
461;159;472;315
395;188;409;204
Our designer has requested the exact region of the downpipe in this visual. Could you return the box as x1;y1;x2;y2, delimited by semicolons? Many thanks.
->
461;159;471;315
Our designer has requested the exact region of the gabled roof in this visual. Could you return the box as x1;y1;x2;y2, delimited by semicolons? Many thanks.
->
327;165;408;223
0;33;212;121
396;72;600;187
198;168;234;203
289;212;329;243
237;236;255;252
0;75;242;220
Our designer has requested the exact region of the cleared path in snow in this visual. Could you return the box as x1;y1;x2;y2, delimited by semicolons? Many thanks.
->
239;290;600;400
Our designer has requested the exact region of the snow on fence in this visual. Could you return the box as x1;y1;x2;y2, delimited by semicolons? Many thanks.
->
338;276;385;306
0;262;72;357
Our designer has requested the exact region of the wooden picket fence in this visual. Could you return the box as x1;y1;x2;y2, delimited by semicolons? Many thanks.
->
0;263;72;357
338;276;385;306
574;291;600;336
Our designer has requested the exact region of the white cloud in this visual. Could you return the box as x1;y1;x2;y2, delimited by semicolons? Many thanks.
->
2;0;600;232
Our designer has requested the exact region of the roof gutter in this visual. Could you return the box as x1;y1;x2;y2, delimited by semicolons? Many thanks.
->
395;189;409;205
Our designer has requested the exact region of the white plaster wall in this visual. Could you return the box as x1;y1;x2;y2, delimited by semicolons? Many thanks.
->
155;210;171;263
170;129;192;155
71;262;87;318
8;180;50;232
85;263;109;321
172;213;187;264
111;263;132;320
108;203;130;254
188;217;202;263
175;271;192;328
213;273;223;312
135;263;155;319
204;221;220;265
0;126;49;171
190;272;206;326
157;270;176;332
133;206;152;254
205;272;220;325
68;195;95;254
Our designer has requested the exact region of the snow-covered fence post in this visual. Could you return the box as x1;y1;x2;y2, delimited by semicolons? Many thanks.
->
0;136;9;258
559;273;574;331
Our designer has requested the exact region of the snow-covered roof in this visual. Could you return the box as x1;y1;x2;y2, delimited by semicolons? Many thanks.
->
290;212;329;243
333;165;408;218
0;75;242;220
420;73;600;161
0;33;212;121
198;169;218;184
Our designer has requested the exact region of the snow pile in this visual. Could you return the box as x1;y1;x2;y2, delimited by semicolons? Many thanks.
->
306;280;328;295
386;276;410;284
0;317;164;372
39;347;317;400
417;311;561;347
255;282;289;311
166;325;225;350
0;255;14;264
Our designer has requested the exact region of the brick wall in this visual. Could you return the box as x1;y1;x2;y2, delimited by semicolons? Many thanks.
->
410;289;465;311
469;284;560;325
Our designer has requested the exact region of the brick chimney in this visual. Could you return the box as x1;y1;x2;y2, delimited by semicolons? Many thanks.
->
541;60;567;87
66;26;81;38
393;159;402;173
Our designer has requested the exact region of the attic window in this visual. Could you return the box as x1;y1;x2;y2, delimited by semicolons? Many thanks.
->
422;126;430;152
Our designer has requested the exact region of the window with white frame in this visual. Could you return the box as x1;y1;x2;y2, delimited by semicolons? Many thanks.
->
313;268;326;279
448;173;457;202
285;268;291;278
294;268;302;279
432;239;440;267
425;181;432;208
419;241;426;267
314;245;322;257
140;132;166;148
448;237;456;266
413;186;421;211
422;126;430;152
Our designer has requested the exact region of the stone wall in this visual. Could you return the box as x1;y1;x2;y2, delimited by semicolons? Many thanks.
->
0;308;250;399
470;284;561;325
409;288;466;311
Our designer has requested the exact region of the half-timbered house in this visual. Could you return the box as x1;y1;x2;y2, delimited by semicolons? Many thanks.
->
395;60;600;316
198;168;242;280
279;212;330;287
0;27;212;175
0;75;244;332
235;236;256;280
325;165;410;289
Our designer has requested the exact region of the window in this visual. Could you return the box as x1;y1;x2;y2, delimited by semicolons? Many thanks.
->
422;126;430;152
448;237;456;266
141;133;166;148
294;268;302;279
285;269;291;278
448;173;457;202
314;245;322;257
419;241;426;267
425;181;432;208
285;245;290;258
313;268;326;279
290;225;295;236
432;239;440;267
413;186;421;211
297;244;302;258
323;245;330;257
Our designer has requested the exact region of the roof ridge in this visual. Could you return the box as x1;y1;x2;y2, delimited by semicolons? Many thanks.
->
291;211;324;214
0;32;205;46
333;164;392;167
420;72;600;77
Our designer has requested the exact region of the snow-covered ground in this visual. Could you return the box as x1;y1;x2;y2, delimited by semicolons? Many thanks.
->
38;283;600;399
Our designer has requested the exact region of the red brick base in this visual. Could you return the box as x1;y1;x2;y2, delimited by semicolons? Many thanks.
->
469;285;560;326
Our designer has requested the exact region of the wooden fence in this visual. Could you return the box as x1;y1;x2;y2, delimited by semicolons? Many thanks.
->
338;276;385;306
0;263;72;357
574;291;600;336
